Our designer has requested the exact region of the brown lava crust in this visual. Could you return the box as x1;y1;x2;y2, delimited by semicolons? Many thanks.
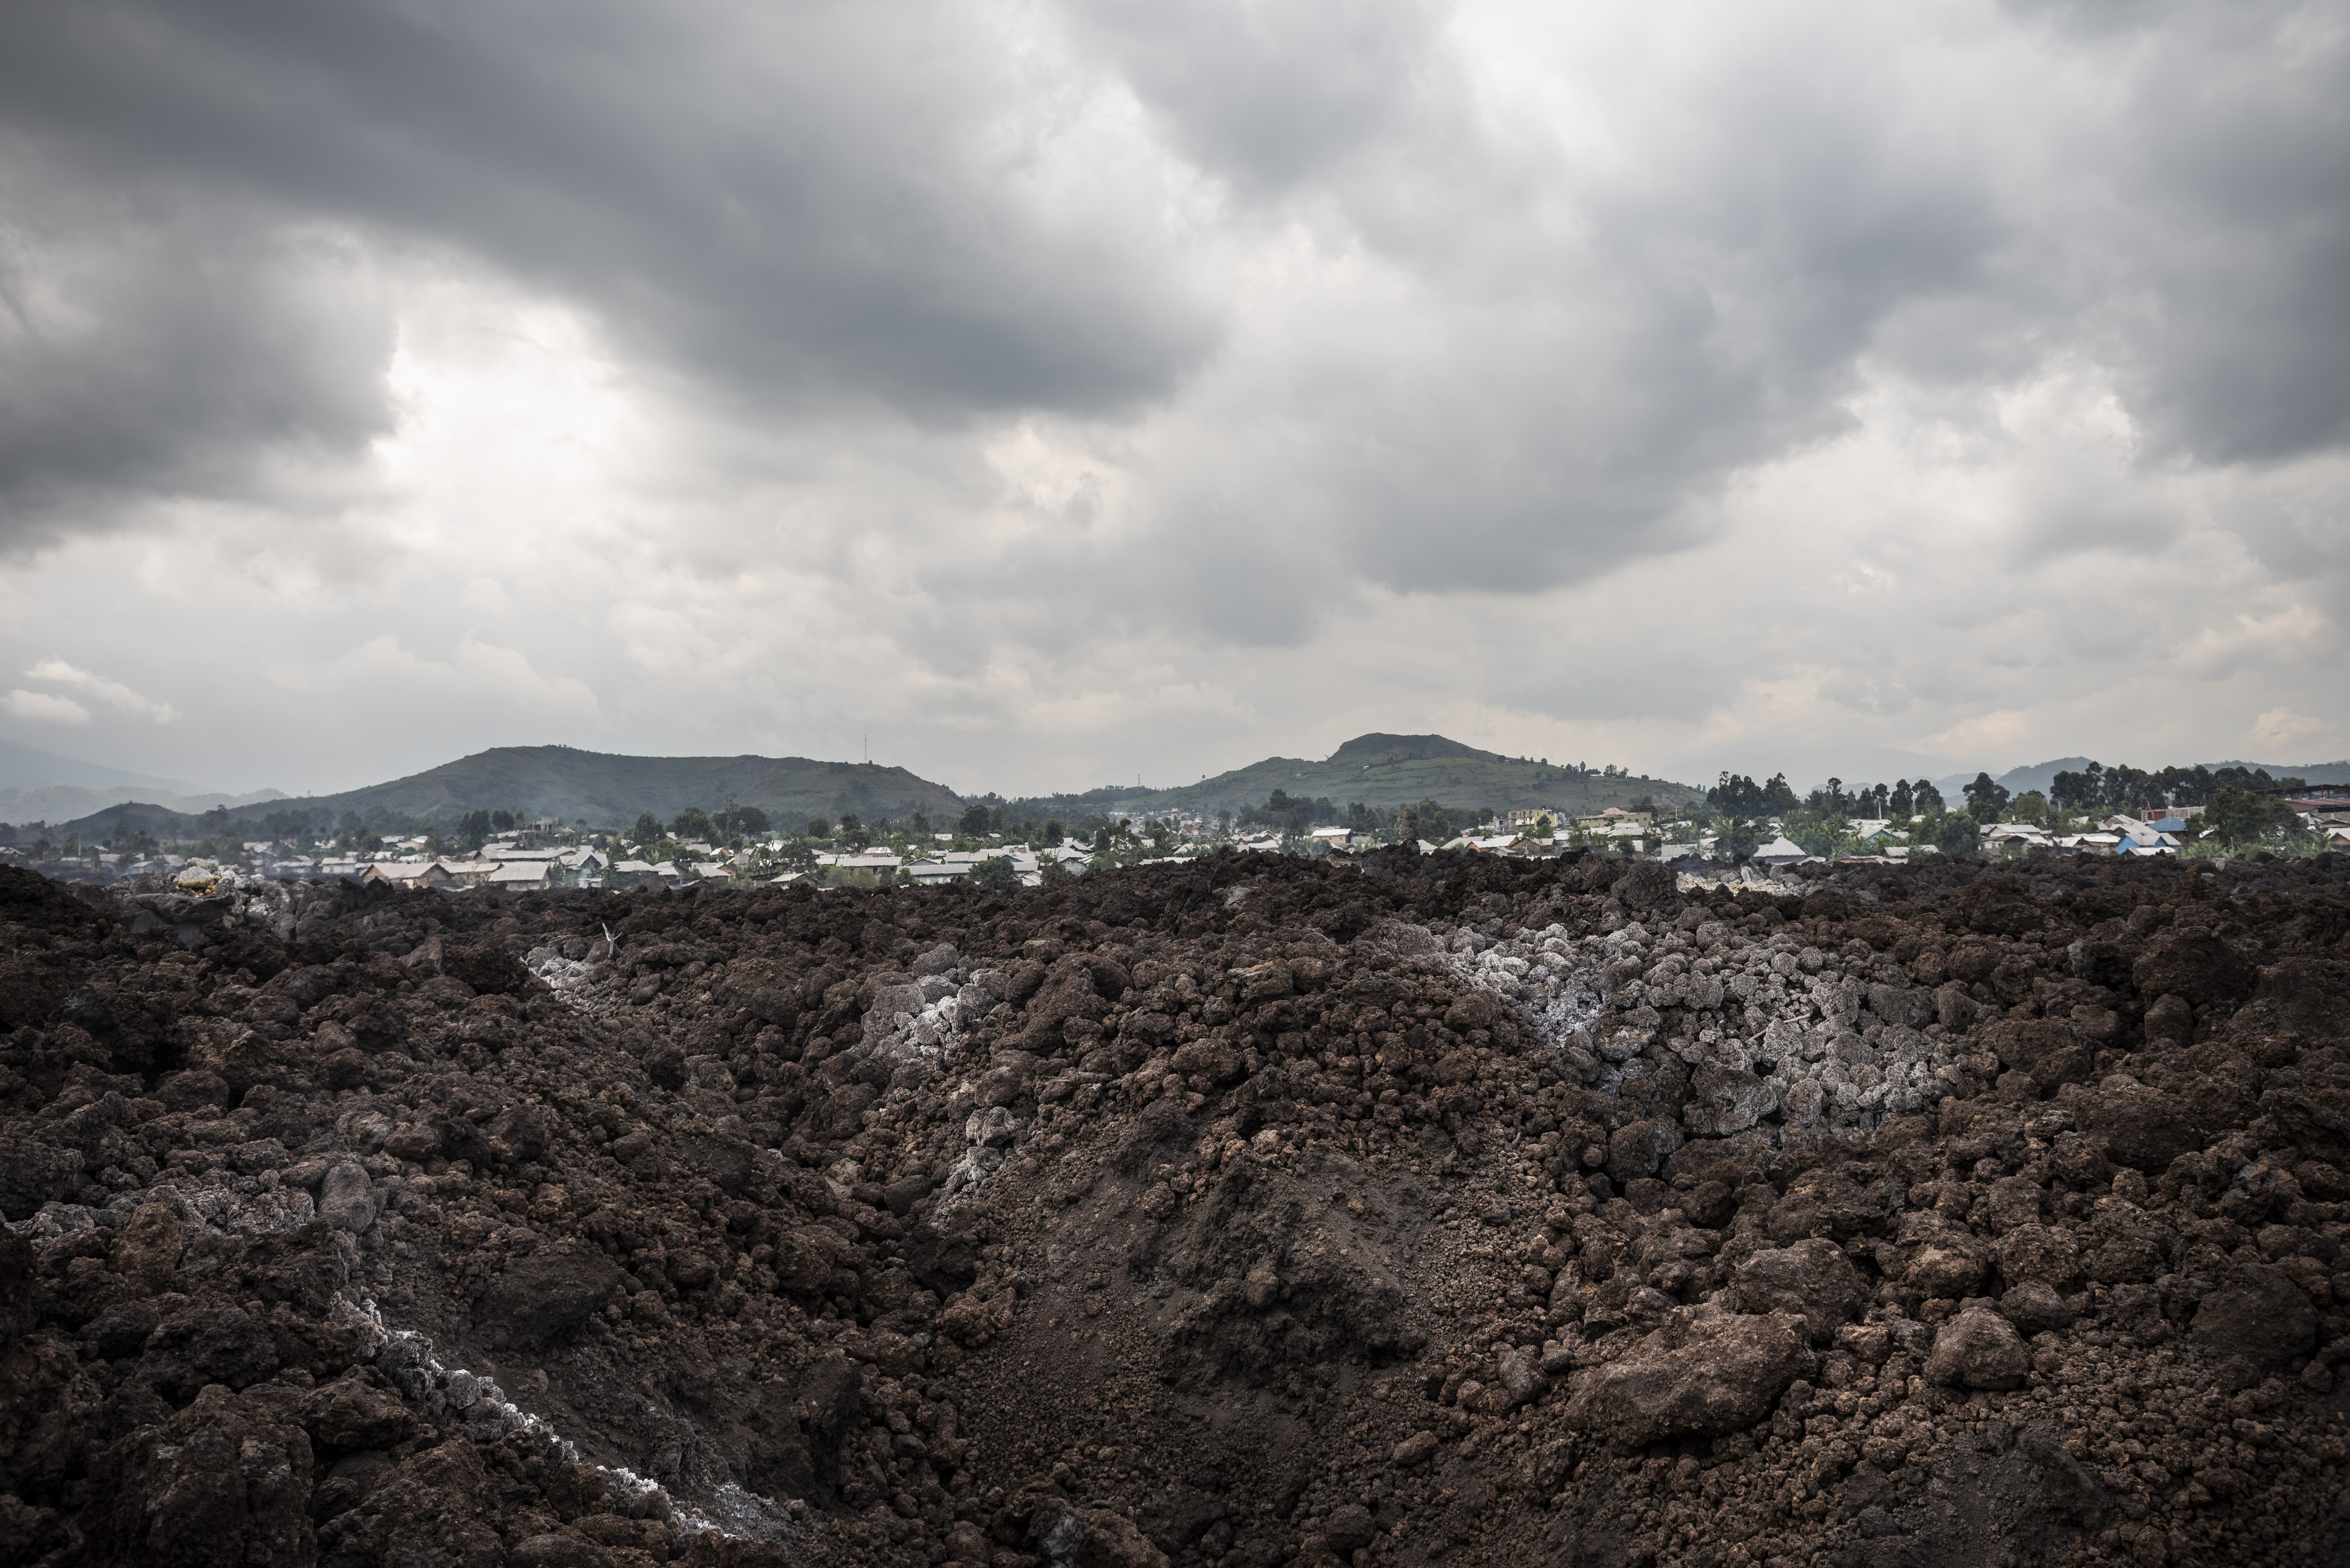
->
5;848;2350;1568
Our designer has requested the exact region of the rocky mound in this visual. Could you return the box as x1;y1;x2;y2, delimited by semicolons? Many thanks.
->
5;848;2350;1568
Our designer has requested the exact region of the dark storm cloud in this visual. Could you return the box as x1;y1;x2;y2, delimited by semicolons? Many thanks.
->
0;167;395;545
2095;8;2350;464
0;0;1216;540
0;0;2345;636
1068;0;1456;191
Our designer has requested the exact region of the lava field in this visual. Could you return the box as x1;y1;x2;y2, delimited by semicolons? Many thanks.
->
5;848;2350;1568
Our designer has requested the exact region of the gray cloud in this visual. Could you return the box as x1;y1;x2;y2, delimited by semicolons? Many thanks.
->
0;0;1217;534
1069;0;1456;192
0;165;394;544
0;1;2344;795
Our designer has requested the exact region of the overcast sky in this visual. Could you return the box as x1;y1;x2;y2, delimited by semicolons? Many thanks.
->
1;0;2344;801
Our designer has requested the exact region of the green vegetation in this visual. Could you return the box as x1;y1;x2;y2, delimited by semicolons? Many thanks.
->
1001;733;1697;826
2185;785;2314;854
967;855;1019;887
119;744;967;837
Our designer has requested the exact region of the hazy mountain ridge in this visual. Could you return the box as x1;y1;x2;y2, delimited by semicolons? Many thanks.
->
1001;732;1700;822
0;734;215;796
1931;756;2350;799
16;745;967;837
19;731;2344;841
0;784;288;826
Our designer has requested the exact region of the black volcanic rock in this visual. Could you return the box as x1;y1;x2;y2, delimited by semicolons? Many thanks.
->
1;851;2348;1568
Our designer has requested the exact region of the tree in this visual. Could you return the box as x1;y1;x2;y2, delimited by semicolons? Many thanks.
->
632;811;661;843
456;810;492;852
1708;773;1763;813
1783;810;1838;857
714;801;769;840
671;807;715;842
839;813;870;850
2011;790;2048;826
1715;818;1759;861
2106;764;2153;814
806;817;830;839
1889;779;1915;819
2202;786;2290;848
1960;773;2009;822
959;803;993;836
1414;798;1453;842
968;854;1018;887
1929;812;1978;858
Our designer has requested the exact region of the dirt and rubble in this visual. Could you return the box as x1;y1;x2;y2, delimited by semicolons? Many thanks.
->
5;846;2350;1568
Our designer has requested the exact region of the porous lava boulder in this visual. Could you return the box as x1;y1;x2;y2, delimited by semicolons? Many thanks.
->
1030;1501;1171;1568
1559;1311;1814;1444
1684;1065;1777;1136
1982;1018;2093;1090
443;939;534;996
1926;1307;2030;1390
1731;1239;1869;1342
2193;1264;2320;1372
2131;928;2256;1007
1613;860;1678;916
2074;1082;2201;1173
87;1383;316;1567
2226;957;2350;1048
1605;1119;1683;1182
0;1143;83;1226
479;1247;631;1349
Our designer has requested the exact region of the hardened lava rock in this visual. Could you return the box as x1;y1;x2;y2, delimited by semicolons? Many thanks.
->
4;847;2350;1567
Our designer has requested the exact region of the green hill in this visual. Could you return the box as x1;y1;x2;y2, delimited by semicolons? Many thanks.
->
47;745;967;838
1004;733;1700;823
35;733;1698;846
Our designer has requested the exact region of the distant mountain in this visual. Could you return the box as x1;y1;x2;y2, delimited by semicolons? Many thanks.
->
0;735;291;826
1002;733;1699;822
38;744;968;838
0;784;286;827
1932;756;2350;799
1327;733;1496;767
2200;758;2350;782
0;733;211;795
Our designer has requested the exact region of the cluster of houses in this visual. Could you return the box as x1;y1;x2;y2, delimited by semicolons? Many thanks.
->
352;833;1112;894
19;784;2347;897
364;841;611;892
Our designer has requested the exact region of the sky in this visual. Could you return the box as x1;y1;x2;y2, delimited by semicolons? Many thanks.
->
0;0;2345;801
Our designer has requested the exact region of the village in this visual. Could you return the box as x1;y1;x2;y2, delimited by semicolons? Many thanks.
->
8;772;2346;897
